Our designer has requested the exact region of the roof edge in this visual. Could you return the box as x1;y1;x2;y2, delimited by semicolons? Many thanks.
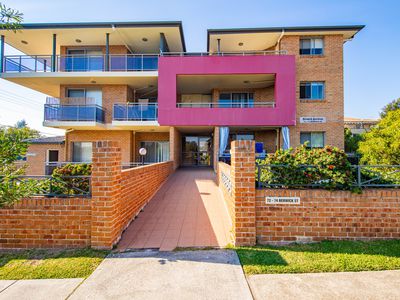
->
207;25;365;51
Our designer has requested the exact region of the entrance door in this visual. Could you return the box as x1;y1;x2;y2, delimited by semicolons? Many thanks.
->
182;136;212;167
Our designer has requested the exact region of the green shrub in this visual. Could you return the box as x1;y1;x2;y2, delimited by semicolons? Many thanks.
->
51;163;92;195
256;144;355;190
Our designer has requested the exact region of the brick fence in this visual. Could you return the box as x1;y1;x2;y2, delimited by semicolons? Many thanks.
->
0;198;91;249
217;140;400;246
0;140;173;249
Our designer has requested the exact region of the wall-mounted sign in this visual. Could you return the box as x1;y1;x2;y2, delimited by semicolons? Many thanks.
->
300;117;326;124
266;197;300;204
26;153;37;157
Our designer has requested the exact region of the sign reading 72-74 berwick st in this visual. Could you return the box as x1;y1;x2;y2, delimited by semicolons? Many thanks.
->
266;197;300;204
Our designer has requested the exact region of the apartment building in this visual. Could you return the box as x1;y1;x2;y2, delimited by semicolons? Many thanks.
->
0;22;363;171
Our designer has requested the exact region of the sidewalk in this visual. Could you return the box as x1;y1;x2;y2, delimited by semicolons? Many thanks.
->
1;251;399;300
0;278;83;300
248;270;400;300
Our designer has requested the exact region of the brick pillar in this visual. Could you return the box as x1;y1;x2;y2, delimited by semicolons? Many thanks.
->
231;140;256;246
213;126;220;172
91;141;122;249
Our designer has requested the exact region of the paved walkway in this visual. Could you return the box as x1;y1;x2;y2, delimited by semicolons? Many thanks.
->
117;168;233;251
69;250;252;300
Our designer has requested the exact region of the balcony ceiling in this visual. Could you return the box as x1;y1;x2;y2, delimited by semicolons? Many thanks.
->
177;74;275;94
1;22;185;54
208;25;364;52
1;72;158;96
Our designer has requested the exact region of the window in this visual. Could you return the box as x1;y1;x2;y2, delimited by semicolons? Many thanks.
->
300;132;325;148
66;88;102;105
140;141;170;163
300;38;324;55
47;150;59;162
300;82;325;100
219;92;254;107
72;142;92;162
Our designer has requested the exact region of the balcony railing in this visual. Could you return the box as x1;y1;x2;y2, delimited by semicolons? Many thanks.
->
2;51;288;73
44;104;105;123
3;54;159;73
113;103;158;121
177;101;275;108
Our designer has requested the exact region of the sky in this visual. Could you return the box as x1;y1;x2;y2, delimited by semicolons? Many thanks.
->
0;0;399;136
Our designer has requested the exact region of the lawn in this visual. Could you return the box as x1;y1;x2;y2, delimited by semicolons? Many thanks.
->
0;248;109;280
236;240;400;275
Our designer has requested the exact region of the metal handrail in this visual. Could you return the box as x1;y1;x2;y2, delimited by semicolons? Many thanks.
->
2;51;287;73
44;104;105;123
161;50;288;56
0;175;91;197
113;103;158;121
256;164;400;189
177;101;275;108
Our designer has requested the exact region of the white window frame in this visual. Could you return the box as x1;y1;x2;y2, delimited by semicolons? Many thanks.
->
300;132;325;148
300;37;324;55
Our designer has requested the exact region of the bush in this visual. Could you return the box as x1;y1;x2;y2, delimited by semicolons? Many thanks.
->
256;144;355;190
51;163;92;195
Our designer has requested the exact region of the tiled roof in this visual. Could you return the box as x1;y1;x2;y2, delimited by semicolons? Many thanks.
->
27;136;65;144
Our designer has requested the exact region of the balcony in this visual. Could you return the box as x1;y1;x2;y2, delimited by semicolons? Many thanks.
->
112;103;158;126
43;104;105;129
3;54;159;73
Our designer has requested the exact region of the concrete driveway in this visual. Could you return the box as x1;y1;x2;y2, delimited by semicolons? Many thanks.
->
69;250;252;300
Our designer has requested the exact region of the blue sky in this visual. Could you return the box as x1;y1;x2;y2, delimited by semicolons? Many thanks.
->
0;0;399;135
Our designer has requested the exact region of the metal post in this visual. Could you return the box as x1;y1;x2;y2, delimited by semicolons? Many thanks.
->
257;165;261;188
52;34;57;72
105;33;110;71
0;35;4;73
357;165;362;188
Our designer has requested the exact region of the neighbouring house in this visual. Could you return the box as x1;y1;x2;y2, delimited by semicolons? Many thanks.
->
24;136;65;175
0;22;363;170
344;117;378;135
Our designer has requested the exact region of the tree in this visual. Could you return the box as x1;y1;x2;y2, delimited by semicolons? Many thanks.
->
0;125;38;206
380;98;400;118
0;2;23;31
358;109;400;165
344;128;363;153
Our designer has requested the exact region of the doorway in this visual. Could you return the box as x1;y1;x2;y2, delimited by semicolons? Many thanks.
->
182;136;212;167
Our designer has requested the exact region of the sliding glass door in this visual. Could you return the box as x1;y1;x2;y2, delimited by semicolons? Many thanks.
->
182;136;212;167
140;141;170;163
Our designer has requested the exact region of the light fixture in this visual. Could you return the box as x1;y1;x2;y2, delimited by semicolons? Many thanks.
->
243;80;250;84
238;42;244;46
148;85;154;88
75;39;82;43
90;80;96;84
142;37;148;42
21;40;28;44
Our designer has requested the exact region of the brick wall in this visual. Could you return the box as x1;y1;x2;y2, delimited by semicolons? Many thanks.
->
25;143;65;175
0;197;91;249
118;161;173;235
256;189;400;244
91;141;173;249
218;140;400;247
66;130;132;163
254;130;277;153
217;161;235;240
280;35;344;149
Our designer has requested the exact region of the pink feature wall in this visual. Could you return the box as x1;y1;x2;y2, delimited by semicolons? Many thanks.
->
158;55;296;126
